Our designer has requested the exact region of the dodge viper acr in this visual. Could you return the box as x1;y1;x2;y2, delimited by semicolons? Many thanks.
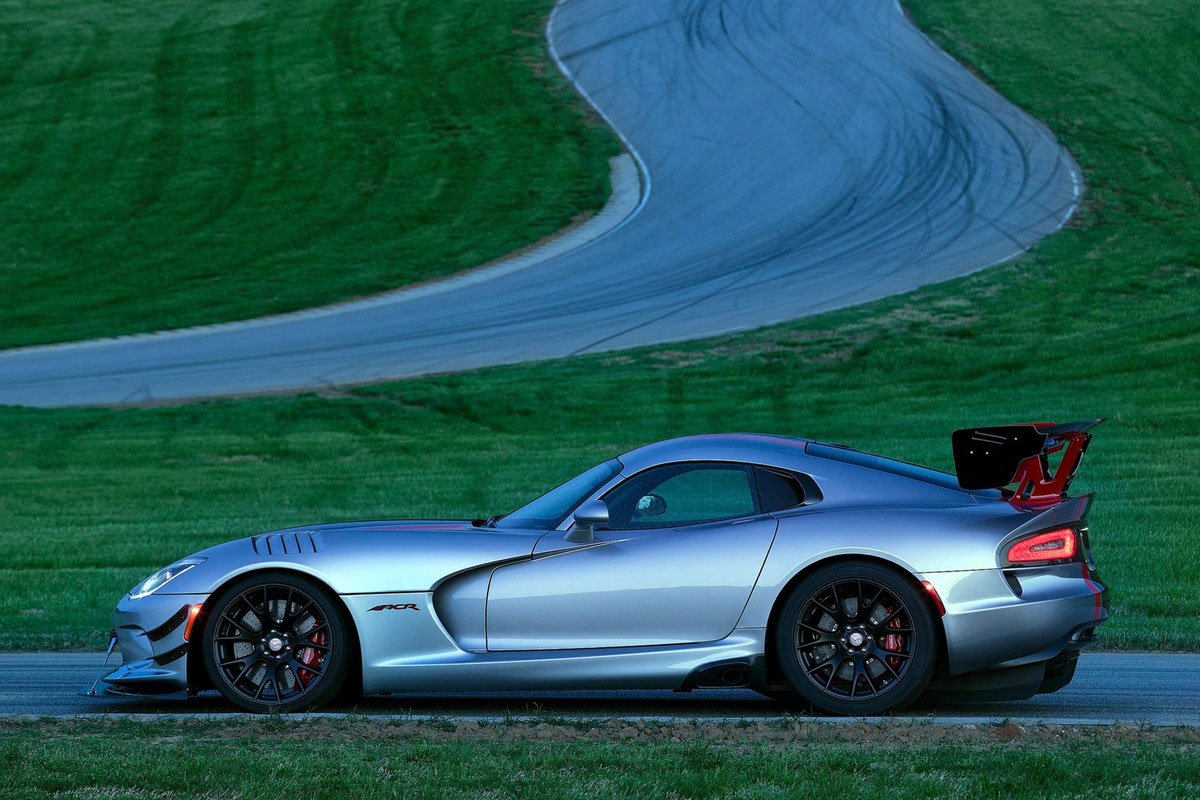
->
91;421;1108;715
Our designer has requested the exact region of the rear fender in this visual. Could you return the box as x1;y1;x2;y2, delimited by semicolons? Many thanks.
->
738;504;1018;629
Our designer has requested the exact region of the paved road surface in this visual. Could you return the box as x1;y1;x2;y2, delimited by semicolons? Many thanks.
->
0;0;1078;407
2;653;1194;725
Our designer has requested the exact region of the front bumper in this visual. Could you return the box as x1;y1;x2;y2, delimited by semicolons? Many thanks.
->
922;564;1107;675
84;592;208;698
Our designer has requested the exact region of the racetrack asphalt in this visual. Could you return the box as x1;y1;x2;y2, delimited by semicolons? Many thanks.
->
0;0;1079;407
2;652;1196;725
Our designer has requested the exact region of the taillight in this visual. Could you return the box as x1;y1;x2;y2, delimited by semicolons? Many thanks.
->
1007;528;1077;563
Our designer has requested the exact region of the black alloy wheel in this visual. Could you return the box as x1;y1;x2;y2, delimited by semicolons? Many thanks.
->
774;560;936;715
202;572;351;712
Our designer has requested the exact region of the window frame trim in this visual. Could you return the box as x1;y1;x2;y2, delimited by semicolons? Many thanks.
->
593;459;817;532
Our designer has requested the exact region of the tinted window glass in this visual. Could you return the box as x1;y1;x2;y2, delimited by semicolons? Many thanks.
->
604;463;757;529
497;459;622;529
755;467;805;512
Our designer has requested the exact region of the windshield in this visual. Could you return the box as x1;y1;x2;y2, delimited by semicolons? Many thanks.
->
496;459;622;530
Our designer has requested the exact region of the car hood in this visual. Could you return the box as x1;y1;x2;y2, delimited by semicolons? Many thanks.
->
280;519;483;533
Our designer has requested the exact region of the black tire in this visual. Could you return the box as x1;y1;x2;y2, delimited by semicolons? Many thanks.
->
202;572;351;713
774;560;936;715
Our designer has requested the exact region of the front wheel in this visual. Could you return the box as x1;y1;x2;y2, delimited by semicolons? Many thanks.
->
202;572;351;713
774;561;937;715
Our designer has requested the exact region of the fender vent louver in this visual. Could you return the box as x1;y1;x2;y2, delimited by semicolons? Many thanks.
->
251;531;323;556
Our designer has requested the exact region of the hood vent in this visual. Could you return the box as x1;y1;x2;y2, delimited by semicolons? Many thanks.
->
252;531;323;556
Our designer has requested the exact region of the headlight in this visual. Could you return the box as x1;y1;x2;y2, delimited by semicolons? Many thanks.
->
129;557;208;599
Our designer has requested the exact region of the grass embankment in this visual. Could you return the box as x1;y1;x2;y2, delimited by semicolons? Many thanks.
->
0;0;617;349
2;719;1199;799
0;0;1198;652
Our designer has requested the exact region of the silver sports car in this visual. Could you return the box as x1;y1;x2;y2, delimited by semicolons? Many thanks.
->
90;421;1107;715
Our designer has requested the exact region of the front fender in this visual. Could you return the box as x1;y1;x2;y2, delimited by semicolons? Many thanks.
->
156;526;538;597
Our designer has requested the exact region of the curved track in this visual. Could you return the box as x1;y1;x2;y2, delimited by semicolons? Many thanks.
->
0;0;1079;407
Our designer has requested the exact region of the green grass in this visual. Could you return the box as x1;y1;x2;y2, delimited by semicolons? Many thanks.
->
1;0;1198;653
0;0;617;349
2;720;1199;799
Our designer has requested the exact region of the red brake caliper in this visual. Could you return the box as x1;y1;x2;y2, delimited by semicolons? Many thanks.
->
883;608;904;671
297;628;326;686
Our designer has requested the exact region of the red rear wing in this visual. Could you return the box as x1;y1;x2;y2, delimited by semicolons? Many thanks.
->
951;419;1103;502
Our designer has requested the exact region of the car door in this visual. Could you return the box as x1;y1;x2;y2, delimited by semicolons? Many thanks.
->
484;462;780;650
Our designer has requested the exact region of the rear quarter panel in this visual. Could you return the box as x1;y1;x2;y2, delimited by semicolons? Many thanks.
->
739;501;1022;623
738;501;1024;629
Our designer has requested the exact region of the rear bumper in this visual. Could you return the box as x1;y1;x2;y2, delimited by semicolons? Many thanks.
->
86;592;208;697
923;644;1086;702
921;564;1106;675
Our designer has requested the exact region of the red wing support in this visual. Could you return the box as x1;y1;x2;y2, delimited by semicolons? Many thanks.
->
1011;424;1094;503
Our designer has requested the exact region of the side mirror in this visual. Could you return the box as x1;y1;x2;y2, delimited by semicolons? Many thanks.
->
566;499;608;543
635;493;666;518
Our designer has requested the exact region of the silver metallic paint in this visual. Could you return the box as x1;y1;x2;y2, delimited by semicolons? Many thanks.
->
166;523;541;595
487;515;778;650
431;571;490;652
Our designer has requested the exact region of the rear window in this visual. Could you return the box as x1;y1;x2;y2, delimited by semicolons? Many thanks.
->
806;442;964;491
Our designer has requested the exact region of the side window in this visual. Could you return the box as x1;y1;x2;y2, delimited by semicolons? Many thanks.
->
754;467;806;512
604;463;758;529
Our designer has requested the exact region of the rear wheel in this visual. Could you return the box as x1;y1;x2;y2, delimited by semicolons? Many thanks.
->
774;561;936;715
202;572;351;713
